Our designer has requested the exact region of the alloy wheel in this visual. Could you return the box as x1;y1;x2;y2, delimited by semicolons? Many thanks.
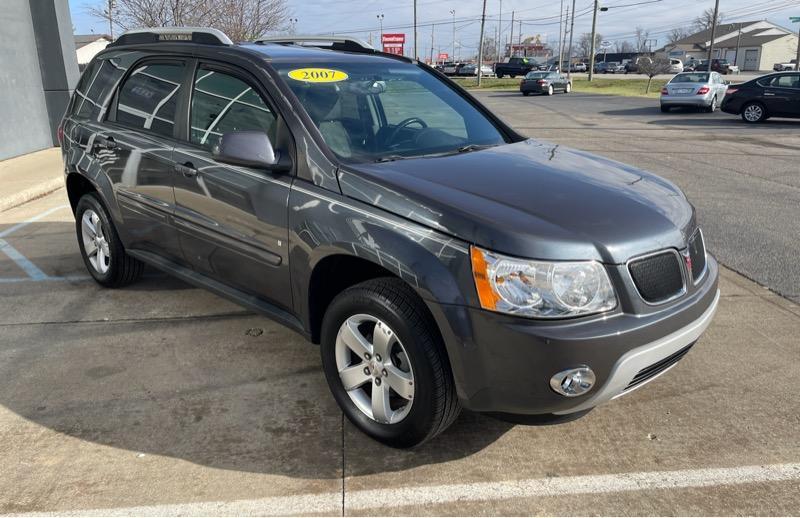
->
335;314;415;424
81;209;110;274
743;104;763;122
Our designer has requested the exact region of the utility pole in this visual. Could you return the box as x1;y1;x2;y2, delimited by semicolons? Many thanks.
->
377;14;384;44
509;10;514;57
588;0;599;81
706;0;720;71
518;20;522;47
497;0;502;62
732;23;743;69
795;20;800;70
560;5;569;71
477;0;488;86
413;0;418;60
105;0;115;39
430;24;435;64
450;9;456;61
566;0;576;78
557;0;564;68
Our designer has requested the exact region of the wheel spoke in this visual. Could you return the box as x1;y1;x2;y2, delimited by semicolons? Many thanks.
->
371;381;392;423
385;365;414;400
339;319;372;358
84;241;97;257
372;321;393;360
339;364;370;391
94;214;104;238
82;212;96;238
97;247;106;271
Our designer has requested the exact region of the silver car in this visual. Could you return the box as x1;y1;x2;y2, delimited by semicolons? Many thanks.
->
660;71;728;113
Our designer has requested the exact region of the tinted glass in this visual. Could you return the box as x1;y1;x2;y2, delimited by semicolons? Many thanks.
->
773;74;800;88
116;62;185;137
525;71;549;79
273;61;506;162
190;67;277;150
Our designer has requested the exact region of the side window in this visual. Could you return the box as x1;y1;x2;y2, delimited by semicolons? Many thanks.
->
116;62;185;138
775;74;800;88
190;66;277;150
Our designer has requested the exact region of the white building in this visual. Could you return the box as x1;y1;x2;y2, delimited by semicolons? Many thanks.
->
74;34;111;69
658;21;798;71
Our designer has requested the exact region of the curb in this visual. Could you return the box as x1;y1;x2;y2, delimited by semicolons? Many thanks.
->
0;178;64;213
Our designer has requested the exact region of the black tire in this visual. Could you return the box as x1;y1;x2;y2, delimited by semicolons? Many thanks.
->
496;73;503;78
522;91;530;96
741;102;767;123
660;105;671;113
705;95;718;113
75;193;144;288
320;277;460;448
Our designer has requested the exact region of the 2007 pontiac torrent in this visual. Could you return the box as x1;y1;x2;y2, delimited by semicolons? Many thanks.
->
60;28;719;448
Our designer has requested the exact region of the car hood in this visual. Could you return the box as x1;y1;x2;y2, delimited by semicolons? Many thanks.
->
337;139;695;263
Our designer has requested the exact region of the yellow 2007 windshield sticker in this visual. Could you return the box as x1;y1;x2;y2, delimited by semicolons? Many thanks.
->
288;68;348;83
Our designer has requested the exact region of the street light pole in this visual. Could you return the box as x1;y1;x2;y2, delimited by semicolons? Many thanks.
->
566;0;576;79
450;9;456;61
706;0;720;71
588;0;599;81
413;0;418;60
377;14;384;45
477;0;487;86
557;0;564;68
497;0;502;63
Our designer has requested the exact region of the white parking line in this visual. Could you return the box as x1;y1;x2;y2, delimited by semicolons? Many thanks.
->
8;463;800;516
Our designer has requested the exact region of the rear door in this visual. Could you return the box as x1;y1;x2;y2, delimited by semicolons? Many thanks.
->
99;58;188;262
763;73;800;116
171;61;294;310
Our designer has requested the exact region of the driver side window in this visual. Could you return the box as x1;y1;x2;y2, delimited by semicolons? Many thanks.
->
190;66;277;150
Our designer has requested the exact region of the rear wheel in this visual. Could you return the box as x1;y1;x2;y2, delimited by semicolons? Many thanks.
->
320;278;460;448
705;95;718;113
741;102;766;123
522;91;530;96
496;73;504;78
564;82;572;93
75;193;143;287
660;105;671;113
546;85;554;96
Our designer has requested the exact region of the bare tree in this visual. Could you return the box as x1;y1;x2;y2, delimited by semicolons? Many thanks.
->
693;8;723;32
614;40;634;53
577;32;603;59
89;0;290;41
667;27;689;44
638;57;671;93
481;37;497;62
634;26;649;52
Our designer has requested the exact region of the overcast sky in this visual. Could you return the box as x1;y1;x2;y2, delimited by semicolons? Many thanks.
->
71;0;798;57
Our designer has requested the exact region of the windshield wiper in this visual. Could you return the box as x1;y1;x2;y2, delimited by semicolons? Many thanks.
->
374;155;412;163
456;143;496;154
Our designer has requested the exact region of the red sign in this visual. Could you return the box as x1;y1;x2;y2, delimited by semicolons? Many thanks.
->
438;52;449;60
382;33;405;55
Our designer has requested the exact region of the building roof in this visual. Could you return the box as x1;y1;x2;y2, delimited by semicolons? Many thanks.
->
714;32;792;49
658;21;795;52
74;34;111;49
675;22;761;45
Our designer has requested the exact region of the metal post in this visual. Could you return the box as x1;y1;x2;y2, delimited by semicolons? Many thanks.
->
557;0;564;69
566;0;576;79
450;9;456;61
588;0;598;81
497;0;502;62
509;10;514;57
413;0;418;60
796;23;800;71
560;5;569;71
377;14;384;45
706;0;720;71
477;0;487;86
430;24;435;64
733;23;742;70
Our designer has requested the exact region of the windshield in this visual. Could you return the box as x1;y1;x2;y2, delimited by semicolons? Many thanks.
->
671;73;709;83
273;61;506;162
525;71;550;79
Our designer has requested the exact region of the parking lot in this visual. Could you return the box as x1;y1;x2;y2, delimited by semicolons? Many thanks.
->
1;93;799;515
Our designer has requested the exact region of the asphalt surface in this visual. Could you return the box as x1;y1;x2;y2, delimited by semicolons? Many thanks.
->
474;91;800;303
0;94;799;515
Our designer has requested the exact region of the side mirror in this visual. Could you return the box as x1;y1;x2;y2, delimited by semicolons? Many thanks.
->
213;131;292;173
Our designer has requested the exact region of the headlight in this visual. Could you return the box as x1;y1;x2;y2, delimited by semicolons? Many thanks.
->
470;246;617;318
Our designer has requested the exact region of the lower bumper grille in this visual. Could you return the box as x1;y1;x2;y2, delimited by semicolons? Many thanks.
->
625;342;695;391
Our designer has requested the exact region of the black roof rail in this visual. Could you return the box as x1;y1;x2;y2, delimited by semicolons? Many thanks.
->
109;27;233;47
253;35;414;63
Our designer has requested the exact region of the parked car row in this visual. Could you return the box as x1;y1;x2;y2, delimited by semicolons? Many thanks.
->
435;62;494;77
684;59;739;74
659;70;800;124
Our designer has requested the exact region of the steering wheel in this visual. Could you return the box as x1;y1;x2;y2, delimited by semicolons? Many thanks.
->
385;117;428;147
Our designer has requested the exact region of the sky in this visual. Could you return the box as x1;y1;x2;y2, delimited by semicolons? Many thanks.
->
71;0;798;58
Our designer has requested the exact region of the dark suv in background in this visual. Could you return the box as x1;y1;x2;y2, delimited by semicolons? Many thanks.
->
61;28;719;448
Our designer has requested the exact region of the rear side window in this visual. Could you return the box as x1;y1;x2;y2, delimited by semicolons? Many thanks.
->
116;62;185;138
190;66;277;150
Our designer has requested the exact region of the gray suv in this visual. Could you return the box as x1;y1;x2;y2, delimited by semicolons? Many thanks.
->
60;28;719;448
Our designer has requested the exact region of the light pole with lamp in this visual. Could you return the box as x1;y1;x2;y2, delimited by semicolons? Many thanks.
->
450;9;456;62
588;1;609;81
377;14;384;46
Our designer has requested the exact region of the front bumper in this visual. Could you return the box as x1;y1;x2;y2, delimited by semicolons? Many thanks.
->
431;254;719;416
661;94;714;107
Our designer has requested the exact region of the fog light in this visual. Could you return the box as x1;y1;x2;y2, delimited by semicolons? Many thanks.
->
550;367;595;397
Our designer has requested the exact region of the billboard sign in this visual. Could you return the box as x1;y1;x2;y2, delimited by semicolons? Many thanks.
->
382;33;405;55
438;52;449;61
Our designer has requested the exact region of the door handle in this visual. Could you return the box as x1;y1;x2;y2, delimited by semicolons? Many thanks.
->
763;92;775;96
174;162;198;177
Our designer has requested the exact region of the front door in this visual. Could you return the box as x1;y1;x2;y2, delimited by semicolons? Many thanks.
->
94;59;188;262
763;73;800;117
172;63;293;310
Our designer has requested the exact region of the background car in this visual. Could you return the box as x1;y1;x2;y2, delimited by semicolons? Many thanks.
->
721;72;800;122
570;62;587;72
625;56;652;74
669;59;684;73
494;56;536;78
520;71;571;95
660;71;728;112
441;62;462;76
458;63;494;77
773;59;797;71
604;61;625;73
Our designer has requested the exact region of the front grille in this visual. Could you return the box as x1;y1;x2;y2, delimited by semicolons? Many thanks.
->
688;230;706;281
625;342;695;391
628;251;684;303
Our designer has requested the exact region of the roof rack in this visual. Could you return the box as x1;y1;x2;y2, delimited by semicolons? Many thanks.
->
109;27;233;47
254;35;375;52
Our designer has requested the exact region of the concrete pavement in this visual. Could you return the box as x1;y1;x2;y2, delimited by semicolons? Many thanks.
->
0;147;63;212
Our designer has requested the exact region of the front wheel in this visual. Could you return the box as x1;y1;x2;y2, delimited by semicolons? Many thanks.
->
546;85;554;96
522;91;530;96
741;102;766;123
705;95;718;113
660;105;671;113
320;278;461;448
75;193;144;287
496;73;504;78
564;82;571;93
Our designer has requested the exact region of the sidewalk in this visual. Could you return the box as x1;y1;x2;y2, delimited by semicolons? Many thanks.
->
0;147;64;212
